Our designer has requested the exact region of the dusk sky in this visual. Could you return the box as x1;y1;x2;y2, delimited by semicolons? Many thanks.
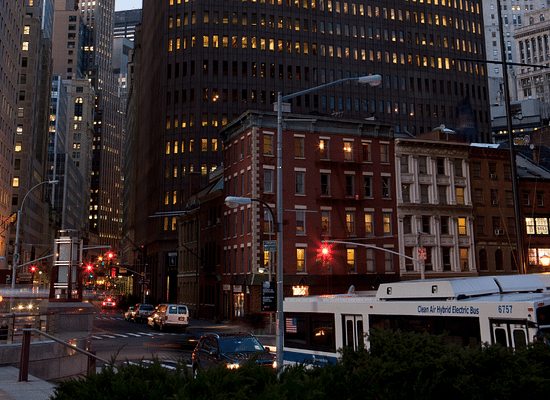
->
115;0;143;11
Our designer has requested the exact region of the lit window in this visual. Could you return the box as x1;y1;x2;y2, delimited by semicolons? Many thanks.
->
458;217;467;235
347;248;356;273
346;211;355;234
296;248;306;272
343;140;353;161
15;142;22;152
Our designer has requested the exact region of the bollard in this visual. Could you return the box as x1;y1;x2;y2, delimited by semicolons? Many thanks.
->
19;329;31;382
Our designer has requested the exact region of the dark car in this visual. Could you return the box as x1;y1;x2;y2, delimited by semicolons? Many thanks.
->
191;332;275;376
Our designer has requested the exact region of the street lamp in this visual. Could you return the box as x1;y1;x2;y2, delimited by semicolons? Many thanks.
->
12;180;59;290
275;74;380;368
224;196;276;230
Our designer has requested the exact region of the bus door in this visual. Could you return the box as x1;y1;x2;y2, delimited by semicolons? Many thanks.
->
343;315;364;350
490;320;528;349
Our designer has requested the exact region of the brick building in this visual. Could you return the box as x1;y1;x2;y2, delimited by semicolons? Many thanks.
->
469;144;518;274
218;110;397;319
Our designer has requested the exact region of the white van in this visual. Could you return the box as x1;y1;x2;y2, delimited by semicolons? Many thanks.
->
153;304;189;331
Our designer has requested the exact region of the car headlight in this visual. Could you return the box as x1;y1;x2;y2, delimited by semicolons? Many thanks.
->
226;363;240;370
272;361;278;369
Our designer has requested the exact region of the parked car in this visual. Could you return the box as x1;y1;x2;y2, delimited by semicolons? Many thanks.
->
101;297;117;309
151;304;189;331
148;306;161;328
191;332;275;376
133;303;155;323
124;306;135;321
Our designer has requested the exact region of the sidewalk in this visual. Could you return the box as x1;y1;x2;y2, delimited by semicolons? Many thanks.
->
0;366;56;400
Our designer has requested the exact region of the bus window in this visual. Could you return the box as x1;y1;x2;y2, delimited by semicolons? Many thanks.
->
343;315;363;350
494;327;508;347
512;328;527;349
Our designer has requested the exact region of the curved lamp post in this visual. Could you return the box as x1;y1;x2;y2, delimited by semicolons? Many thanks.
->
275;74;381;367
12;180;59;290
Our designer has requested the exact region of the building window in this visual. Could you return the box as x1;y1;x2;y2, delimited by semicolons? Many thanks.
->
346;248;356;273
319;139;329;159
479;249;488;270
321;173;330;196
364;176;372;197
383;213;391;235
294;136;305;158
296;210;306;234
296;248;306;272
263;134;274;155
264;169;274;193
440;216;449;235
458;217;467;235
418;156;427;174
454;159;463;177
420;184;429;203
366;248;375;272
346;211;355;235
398;184;410;204
362;142;371;162
382;177;391;198
460;248;469;271
295;171;305;194
400;155;409;173
322;211;330;235
380;143;389;163
436;157;445;175
343;140;353;161
385;251;393;272
365;212;373;235
456;187;465;205
264;209;274;233
345;175;354;197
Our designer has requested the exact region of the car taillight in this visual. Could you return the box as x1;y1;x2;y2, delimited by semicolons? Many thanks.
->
102;302;106;306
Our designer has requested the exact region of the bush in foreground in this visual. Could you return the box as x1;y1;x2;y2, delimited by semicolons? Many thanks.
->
52;330;550;400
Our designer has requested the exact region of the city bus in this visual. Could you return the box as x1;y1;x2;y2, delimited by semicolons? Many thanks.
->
283;274;550;365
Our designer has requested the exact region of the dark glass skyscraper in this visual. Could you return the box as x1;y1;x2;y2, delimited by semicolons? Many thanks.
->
132;0;490;302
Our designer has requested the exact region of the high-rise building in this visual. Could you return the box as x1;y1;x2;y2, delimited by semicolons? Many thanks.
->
482;0;545;106
9;0;55;282
114;9;142;41
0;0;24;275
79;0;123;247
131;0;491;302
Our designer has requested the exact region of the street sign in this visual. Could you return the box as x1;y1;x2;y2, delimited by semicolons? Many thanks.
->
263;240;277;252
418;248;427;260
261;280;276;312
138;279;150;285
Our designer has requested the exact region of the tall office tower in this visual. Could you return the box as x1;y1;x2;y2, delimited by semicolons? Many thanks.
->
10;0;55;282
114;9;142;42
79;0;123;248
47;76;85;231
132;0;491;302
0;1;24;274
482;0;545;106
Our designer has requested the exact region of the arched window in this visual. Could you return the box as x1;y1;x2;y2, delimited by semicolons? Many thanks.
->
540;14;545;22
479;249;488;270
529;17;534;25
495;249;504;270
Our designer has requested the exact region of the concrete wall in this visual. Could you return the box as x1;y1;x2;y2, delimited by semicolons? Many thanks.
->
0;338;90;381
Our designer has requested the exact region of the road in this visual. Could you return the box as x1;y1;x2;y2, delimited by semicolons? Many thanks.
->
90;306;197;370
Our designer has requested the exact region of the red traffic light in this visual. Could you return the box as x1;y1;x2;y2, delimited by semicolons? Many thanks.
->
86;264;93;272
107;252;114;259
30;265;36;273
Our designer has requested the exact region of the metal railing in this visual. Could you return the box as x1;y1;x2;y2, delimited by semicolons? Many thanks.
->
0;312;57;344
19;328;109;382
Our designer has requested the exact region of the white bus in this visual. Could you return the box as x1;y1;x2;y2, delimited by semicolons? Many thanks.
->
283;274;550;365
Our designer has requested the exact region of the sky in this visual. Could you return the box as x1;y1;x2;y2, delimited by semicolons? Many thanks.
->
115;0;143;11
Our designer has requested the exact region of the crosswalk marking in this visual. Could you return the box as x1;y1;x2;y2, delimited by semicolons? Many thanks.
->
114;333;128;338
126;332;141;337
103;334;116;339
92;335;104;340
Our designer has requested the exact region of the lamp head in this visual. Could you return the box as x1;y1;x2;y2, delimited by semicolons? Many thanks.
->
358;74;382;87
225;196;252;208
